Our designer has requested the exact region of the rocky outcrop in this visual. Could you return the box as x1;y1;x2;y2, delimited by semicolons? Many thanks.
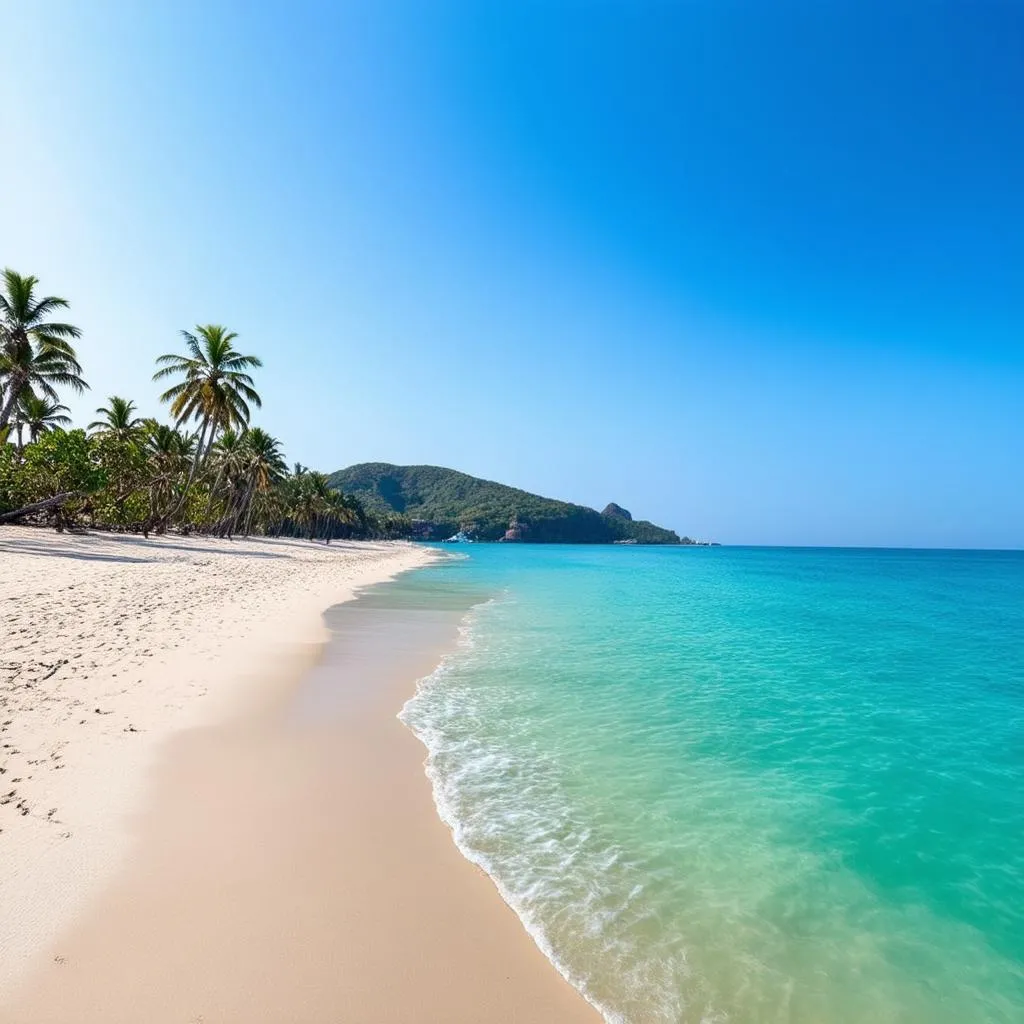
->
601;503;632;521
330;463;684;543
499;514;525;542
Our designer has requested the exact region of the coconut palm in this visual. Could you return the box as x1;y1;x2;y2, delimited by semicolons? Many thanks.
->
0;269;86;429
205;426;249;526
89;396;142;438
290;472;322;540
16;393;72;444
152;325;262;513
322;487;360;544
243;428;287;489
236;427;287;534
291;471;339;541
210;428;286;532
143;420;196;526
153;325;262;455
144;420;195;469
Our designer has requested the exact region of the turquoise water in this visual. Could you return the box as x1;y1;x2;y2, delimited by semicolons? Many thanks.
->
399;546;1024;1023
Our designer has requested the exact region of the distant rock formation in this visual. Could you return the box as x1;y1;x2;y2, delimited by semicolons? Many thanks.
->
500;514;525;542
328;463;685;543
602;503;632;521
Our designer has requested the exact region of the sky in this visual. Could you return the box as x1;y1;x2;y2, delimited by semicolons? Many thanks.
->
2;1;1022;547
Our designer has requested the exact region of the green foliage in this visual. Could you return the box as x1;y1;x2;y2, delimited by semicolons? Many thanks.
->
87;432;150;526
11;429;104;522
16;393;72;442
19;429;102;494
0;269;86;430
0;442;25;509
153;325;262;434
89;396;142;436
328;463;682;544
1;267;700;544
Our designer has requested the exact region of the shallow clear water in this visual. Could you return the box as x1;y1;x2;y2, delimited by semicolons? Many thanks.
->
400;546;1024;1023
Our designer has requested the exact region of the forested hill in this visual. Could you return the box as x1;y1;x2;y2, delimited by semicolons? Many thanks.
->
327;463;686;544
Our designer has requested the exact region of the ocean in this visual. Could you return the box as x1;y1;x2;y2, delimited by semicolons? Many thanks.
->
398;545;1024;1023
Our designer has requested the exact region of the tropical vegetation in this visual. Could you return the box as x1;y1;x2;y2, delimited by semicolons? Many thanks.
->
0;270;85;431
330;463;686;543
0;267;402;540
2;267;690;544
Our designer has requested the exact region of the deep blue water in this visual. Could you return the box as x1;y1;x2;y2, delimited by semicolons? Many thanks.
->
399;546;1024;1023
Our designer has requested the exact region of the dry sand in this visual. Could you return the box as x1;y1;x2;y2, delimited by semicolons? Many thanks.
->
0;527;597;1022
0;528;433;994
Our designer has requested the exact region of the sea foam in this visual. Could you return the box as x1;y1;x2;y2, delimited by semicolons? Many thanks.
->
399;546;1024;1023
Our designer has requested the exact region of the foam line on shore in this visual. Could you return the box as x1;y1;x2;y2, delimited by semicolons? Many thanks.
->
399;597;619;1024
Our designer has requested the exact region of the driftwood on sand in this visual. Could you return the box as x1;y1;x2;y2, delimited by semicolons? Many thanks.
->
0;492;80;524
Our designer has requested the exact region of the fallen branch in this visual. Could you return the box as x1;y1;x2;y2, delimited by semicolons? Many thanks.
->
0;492;81;524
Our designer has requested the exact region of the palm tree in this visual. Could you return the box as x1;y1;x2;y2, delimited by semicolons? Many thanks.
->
207;427;288;536
89;396;142;437
290;472;320;540
143;420;195;528
152;325;262;514
323;488;359;544
0;269;86;429
292;471;338;541
153;325;262;454
16;393;72;444
237;427;286;534
242;428;286;491
207;427;248;520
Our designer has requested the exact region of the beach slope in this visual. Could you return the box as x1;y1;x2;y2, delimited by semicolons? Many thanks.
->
0;528;596;1021
0;529;433;992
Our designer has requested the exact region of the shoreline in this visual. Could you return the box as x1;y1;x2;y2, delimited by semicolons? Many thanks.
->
0;528;597;1022
402;640;610;1023
0;527;437;997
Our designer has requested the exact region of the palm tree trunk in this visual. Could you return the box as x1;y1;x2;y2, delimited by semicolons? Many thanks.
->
0;375;26;430
163;418;208;526
225;483;250;538
243;497;257;537
204;461;228;526
202;423;219;464
235;480;257;536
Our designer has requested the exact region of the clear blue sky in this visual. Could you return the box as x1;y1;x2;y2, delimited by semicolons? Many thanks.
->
3;1;1022;547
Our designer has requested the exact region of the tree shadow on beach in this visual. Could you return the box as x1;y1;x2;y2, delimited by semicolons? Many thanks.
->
0;532;291;563
0;540;158;564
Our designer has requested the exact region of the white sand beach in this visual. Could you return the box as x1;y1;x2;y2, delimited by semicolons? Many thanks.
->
0;528;434;993
0;526;596;1022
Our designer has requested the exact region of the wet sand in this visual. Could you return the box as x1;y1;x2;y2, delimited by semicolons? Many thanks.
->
2;573;598;1022
0;529;434;992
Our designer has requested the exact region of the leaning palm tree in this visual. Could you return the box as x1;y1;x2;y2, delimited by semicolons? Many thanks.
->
242;428;287;491
152;325;262;515
0;269;86;429
142;420;196;528
207;427;287;537
205;427;248;525
16;393;72;444
89;395;142;438
236;427;287;535
300;471;335;541
323;487;359;544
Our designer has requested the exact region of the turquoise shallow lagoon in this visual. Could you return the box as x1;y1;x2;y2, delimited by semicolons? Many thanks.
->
400;546;1024;1023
